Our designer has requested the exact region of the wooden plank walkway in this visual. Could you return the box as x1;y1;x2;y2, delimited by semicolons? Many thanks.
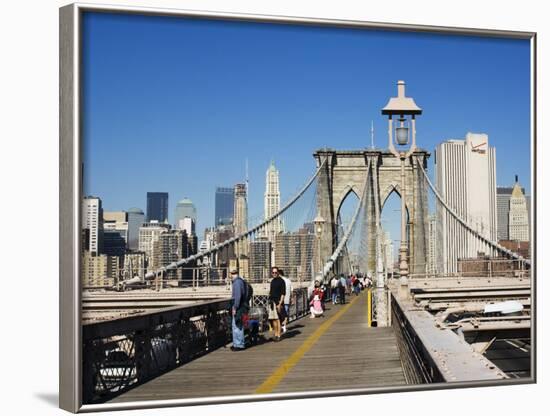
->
110;292;405;403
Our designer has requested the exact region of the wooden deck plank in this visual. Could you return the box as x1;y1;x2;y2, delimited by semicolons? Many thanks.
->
110;292;405;403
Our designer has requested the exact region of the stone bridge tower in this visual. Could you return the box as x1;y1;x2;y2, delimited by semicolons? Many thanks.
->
313;148;430;276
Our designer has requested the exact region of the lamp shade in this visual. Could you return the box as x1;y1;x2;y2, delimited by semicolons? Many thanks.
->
395;126;409;145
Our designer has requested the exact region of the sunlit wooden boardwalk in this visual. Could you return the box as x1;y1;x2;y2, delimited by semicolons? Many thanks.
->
110;292;405;403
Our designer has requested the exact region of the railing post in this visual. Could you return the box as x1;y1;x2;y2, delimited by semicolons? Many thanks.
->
387;289;392;326
175;315;190;365
134;329;153;383
82;340;96;404
367;289;372;327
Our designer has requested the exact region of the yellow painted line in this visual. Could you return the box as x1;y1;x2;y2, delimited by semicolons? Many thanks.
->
255;295;360;394
367;289;372;327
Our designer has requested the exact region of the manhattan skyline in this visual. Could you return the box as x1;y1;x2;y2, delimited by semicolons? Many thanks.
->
82;12;531;237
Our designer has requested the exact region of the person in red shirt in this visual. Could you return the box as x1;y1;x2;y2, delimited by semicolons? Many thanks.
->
311;280;325;310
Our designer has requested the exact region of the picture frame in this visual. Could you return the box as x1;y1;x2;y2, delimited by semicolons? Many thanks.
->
59;3;536;413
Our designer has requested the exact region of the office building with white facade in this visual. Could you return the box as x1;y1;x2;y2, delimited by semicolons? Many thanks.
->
435;133;497;273
176;216;196;236
508;180;530;241
82;196;104;255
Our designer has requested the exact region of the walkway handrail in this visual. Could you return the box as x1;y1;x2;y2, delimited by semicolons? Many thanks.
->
144;160;327;280
82;298;232;404
82;289;310;404
415;157;530;266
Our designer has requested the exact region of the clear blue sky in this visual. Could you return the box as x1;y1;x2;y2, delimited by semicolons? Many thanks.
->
82;12;531;249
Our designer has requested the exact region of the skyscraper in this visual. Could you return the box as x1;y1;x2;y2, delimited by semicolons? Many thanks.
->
497;181;530;241
82;251;119;287
138;221;171;268
82;196;103;255
215;187;234;226
233;183;248;257
177;217;196;236
146;192;169;223
264;161;283;243
151;230;187;280
174;198;197;227
274;227;315;281
248;238;272;282
435;133;497;273
508;179;530;242
103;211;128;256
497;187;516;240
127;207;145;251
233;183;247;233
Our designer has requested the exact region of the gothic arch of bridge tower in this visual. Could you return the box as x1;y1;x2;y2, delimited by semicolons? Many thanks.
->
314;148;430;275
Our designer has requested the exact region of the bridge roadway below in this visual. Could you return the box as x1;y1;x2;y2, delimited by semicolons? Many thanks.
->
110;292;405;403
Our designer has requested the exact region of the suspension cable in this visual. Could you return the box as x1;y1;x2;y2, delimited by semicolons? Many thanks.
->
415;157;529;265
321;159;371;278
144;159;327;280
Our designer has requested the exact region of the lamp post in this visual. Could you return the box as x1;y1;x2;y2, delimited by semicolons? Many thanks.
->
313;214;325;279
382;80;422;299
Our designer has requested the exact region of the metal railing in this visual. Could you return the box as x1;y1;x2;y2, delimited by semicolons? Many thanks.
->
82;298;232;404
405;258;531;280
390;294;437;384
416;157;530;266
82;288;310;404
249;288;310;322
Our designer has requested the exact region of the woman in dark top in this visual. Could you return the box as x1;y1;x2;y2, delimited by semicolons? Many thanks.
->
268;267;286;341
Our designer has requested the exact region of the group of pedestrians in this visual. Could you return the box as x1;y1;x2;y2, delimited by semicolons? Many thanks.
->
230;266;374;351
328;273;373;305
229;266;292;351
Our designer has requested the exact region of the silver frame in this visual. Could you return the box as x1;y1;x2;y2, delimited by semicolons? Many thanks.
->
59;3;537;413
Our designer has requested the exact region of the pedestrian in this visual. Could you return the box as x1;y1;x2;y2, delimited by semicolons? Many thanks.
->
309;294;324;318
311;280;325;304
352;275;361;296
330;274;339;304
321;280;328;309
280;269;292;334
339;273;347;304
366;272;373;289
230;268;247;351
268;266;286;342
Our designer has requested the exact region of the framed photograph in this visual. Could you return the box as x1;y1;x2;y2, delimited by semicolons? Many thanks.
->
60;3;536;413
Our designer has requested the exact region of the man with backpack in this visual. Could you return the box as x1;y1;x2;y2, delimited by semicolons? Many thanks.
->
339;273;347;305
230;268;248;351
